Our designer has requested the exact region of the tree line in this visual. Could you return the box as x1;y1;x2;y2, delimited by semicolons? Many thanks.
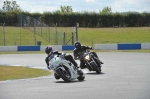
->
42;11;150;27
0;0;150;27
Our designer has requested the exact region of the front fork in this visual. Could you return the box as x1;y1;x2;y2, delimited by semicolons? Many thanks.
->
91;54;101;66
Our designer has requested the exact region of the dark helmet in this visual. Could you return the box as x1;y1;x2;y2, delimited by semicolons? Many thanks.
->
45;46;53;55
74;41;81;49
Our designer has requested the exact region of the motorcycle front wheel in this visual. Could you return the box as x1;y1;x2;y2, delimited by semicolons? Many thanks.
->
56;68;71;82
90;62;101;74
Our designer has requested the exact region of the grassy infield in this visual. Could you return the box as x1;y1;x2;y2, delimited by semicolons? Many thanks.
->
0;66;50;81
0;27;150;81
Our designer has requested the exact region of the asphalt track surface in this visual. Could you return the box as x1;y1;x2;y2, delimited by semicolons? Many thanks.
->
0;52;150;99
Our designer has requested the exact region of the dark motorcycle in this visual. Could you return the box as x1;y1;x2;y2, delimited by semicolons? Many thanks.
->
78;49;102;74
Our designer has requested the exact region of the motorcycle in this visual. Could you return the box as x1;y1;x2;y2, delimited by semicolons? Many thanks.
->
77;49;102;74
48;53;85;82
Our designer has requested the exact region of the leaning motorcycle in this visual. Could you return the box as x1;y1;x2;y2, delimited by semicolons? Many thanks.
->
48;53;85;82
78;50;102;74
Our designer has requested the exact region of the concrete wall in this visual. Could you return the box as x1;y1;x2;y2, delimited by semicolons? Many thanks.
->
0;45;74;52
0;46;17;52
141;43;150;50
95;44;117;50
40;45;62;51
94;43;150;50
0;43;150;51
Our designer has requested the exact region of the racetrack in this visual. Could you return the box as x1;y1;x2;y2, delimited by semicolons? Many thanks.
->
0;52;150;99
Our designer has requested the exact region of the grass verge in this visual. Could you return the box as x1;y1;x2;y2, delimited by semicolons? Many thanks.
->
0;66;51;81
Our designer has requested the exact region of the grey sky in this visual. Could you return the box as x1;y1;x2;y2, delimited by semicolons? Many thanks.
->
0;0;150;13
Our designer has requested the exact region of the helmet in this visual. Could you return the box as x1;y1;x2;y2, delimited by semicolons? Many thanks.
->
45;46;53;55
74;41;81;49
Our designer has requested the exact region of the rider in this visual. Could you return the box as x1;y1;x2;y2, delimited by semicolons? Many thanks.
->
73;41;103;69
45;46;80;79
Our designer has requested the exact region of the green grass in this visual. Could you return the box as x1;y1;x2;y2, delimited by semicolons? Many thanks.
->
78;27;150;46
0;27;150;46
0;66;51;81
0;27;52;45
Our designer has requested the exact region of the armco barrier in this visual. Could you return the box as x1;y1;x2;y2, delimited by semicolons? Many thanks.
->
0;43;150;51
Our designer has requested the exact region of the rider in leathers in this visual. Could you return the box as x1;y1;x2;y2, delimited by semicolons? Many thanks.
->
73;41;103;69
45;46;80;79
45;46;79;69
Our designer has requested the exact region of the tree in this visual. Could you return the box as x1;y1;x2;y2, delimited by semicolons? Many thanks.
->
100;6;112;14
60;5;73;14
2;0;21;12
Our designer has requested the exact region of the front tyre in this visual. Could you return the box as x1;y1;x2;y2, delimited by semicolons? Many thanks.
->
90;62;101;74
56;68;71;82
96;66;101;74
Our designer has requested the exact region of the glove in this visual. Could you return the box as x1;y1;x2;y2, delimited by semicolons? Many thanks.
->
79;55;83;59
76;56;82;60
74;57;78;60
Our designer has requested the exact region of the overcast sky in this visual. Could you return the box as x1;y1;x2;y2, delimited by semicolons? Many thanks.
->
0;0;150;13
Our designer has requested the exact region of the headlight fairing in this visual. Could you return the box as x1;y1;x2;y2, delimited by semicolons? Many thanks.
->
84;55;90;60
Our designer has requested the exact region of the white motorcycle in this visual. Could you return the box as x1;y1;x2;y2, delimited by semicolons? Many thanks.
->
48;53;85;82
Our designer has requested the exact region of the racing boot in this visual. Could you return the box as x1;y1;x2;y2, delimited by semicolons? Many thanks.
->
94;57;104;65
70;59;80;70
92;52;104;64
77;67;83;75
99;60;104;64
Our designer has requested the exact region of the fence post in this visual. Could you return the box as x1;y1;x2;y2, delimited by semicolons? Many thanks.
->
72;32;74;45
20;14;22;45
41;22;42;36
55;23;58;45
75;22;78;41
3;23;5;46
34;19;37;45
63;32;66;45
48;24;50;42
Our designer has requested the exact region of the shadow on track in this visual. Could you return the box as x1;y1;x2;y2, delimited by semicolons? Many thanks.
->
55;80;86;83
86;72;105;75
